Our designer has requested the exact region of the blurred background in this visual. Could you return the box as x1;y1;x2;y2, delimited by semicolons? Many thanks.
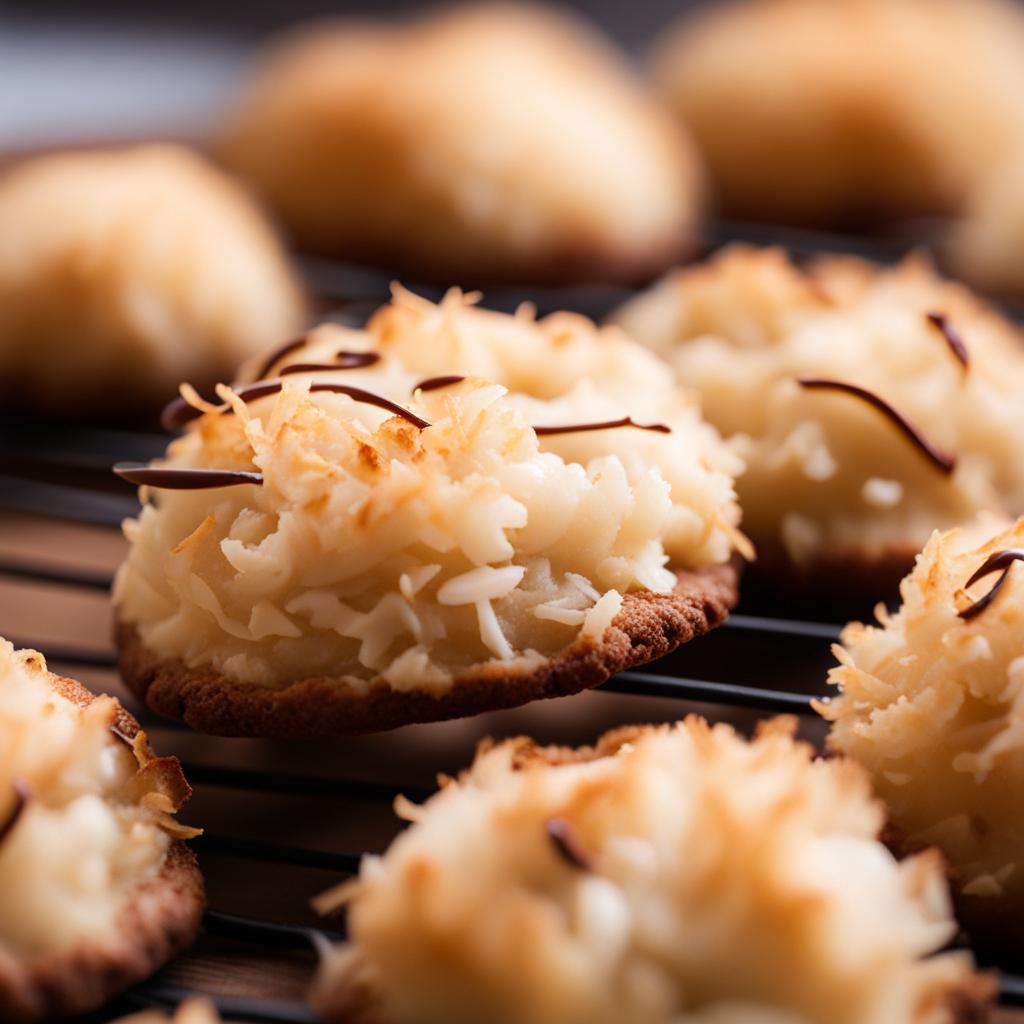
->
1;1;706;147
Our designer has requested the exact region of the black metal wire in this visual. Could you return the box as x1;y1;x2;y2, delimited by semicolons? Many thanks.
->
191;834;362;875
203;910;342;951
124;985;320;1024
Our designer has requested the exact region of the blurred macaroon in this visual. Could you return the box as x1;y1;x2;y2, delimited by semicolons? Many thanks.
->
219;3;703;285
0;145;307;416
652;0;1024;227
950;153;1024;298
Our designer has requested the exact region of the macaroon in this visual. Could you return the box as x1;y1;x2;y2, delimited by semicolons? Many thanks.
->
821;515;1024;957
311;716;989;1024
652;0;1024;226
613;246;1024;610
0;639;204;1023
0;144;307;415
113;290;745;737
219;3;702;285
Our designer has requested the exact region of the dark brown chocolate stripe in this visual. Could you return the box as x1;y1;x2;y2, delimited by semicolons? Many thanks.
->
413;375;466;393
958;549;1024;621
114;464;264;489
533;417;671;436
0;780;29;846
279;351;381;376
926;312;970;370
797;378;956;474
254;335;309;381
229;381;431;429
545;817;593;871
161;394;206;432
165;380;431;433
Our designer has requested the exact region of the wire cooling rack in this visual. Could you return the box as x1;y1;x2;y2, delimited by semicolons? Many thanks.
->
2;231;1023;1021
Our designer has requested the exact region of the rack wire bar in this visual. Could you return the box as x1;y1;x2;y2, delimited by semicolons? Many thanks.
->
180;762;431;804
191;834;362;875
0;474;136;527
203;911;342;951
603;672;817;715
0;557;114;591
126;986;319;1024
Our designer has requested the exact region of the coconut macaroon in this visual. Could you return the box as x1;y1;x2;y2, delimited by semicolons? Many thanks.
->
613;246;1024;604
950;154;1024;297
821;516;1024;953
218;3;702;285
311;716;988;1024
0;639;204;1023
652;0;1024;226
0;144;307;414
114;333;742;736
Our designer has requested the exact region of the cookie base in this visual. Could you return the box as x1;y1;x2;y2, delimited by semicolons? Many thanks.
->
115;562;739;739
0;842;204;1023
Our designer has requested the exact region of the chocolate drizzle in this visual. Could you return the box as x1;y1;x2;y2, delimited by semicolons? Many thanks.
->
533;417;671;436
797;378;956;474
163;380;431;432
926;312;970;371
545;817;593;871
413;375;467;393
161;394;207;432
254;335;309;381
114;464;265;489
279;351;381;376
958;549;1024;621
0;780;29;846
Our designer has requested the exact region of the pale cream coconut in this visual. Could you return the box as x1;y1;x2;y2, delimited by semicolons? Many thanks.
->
114;292;745;700
0;144;307;412
311;717;986;1024
821;516;1024;943
613;247;1024;579
0;639;203;1023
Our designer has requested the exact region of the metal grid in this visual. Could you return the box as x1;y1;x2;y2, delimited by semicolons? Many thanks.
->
2;236;1022;1020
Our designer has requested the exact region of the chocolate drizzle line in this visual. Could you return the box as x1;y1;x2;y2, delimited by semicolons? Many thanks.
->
958;549;1024;621
545;817;593;871
534;417;671;436
926;312;970;370
163;380;431;432
797;378;956;474
279;351;381;376
161;394;206;432
0;780;29;846
413;375;467;393
114;464;264;489
254;335;309;381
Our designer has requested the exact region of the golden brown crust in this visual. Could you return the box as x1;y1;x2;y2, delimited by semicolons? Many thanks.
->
0;666;205;1022
115;562;738;738
0;842;203;1024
